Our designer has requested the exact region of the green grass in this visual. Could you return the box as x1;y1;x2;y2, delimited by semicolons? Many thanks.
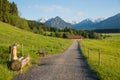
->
0;21;72;80
79;33;120;80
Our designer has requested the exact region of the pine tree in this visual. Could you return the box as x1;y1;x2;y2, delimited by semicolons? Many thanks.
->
9;2;18;16
0;0;3;21
2;0;9;22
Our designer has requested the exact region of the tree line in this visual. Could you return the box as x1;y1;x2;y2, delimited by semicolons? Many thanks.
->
0;0;29;30
0;0;18;22
93;29;120;33
27;20;106;39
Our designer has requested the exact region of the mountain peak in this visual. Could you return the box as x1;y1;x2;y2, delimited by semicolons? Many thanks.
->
45;16;71;28
38;17;48;23
72;18;94;30
55;16;61;18
79;18;94;24
85;18;92;21
54;16;63;20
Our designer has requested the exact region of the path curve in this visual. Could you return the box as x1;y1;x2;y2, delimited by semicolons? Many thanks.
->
13;40;98;80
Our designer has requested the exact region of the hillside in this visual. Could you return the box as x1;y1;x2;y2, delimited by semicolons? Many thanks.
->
0;21;72;80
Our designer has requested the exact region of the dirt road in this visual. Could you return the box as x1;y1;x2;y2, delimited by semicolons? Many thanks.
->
13;40;98;80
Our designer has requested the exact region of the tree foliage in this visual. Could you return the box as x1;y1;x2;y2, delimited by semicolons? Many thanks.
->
0;0;9;22
9;2;18;16
0;0;30;30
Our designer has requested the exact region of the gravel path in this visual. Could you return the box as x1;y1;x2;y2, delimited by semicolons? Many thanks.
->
13;40;98;80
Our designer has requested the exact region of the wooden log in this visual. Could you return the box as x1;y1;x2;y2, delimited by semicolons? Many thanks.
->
19;56;30;68
9;44;30;71
11;60;22;71
11;56;30;71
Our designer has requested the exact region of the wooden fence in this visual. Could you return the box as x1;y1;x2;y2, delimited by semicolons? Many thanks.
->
80;43;101;65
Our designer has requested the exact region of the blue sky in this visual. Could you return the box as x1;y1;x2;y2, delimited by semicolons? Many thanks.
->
8;0;120;22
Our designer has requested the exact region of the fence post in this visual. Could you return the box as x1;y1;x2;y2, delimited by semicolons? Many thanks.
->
21;44;23;56
98;49;100;65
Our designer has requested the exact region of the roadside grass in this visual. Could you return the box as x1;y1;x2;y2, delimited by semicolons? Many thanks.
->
0;21;72;80
79;33;120;80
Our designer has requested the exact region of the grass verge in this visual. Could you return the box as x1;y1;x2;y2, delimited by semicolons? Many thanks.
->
79;33;120;80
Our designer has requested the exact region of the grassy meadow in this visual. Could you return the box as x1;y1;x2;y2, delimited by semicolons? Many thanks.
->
0;21;72;80
79;33;120;80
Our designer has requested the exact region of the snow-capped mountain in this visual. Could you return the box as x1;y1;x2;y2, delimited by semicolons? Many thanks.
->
94;18;105;23
72;18;94;30
45;16;72;28
72;13;120;30
38;17;48;23
66;20;79;24
94;13;120;29
37;13;120;30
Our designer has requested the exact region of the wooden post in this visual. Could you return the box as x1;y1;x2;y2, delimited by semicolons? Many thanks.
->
21;44;23;56
11;43;18;61
8;46;12;61
98;49;100;65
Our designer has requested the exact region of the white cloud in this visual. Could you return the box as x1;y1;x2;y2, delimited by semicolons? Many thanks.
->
28;5;71;13
27;4;85;22
28;5;84;15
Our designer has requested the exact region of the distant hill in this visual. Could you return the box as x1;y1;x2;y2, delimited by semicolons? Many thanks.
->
72;19;94;30
94;13;120;29
72;13;120;30
45;16;72;28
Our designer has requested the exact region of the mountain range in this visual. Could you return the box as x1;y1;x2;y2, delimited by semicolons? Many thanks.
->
38;13;120;30
93;13;120;29
39;16;71;28
72;19;94;30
